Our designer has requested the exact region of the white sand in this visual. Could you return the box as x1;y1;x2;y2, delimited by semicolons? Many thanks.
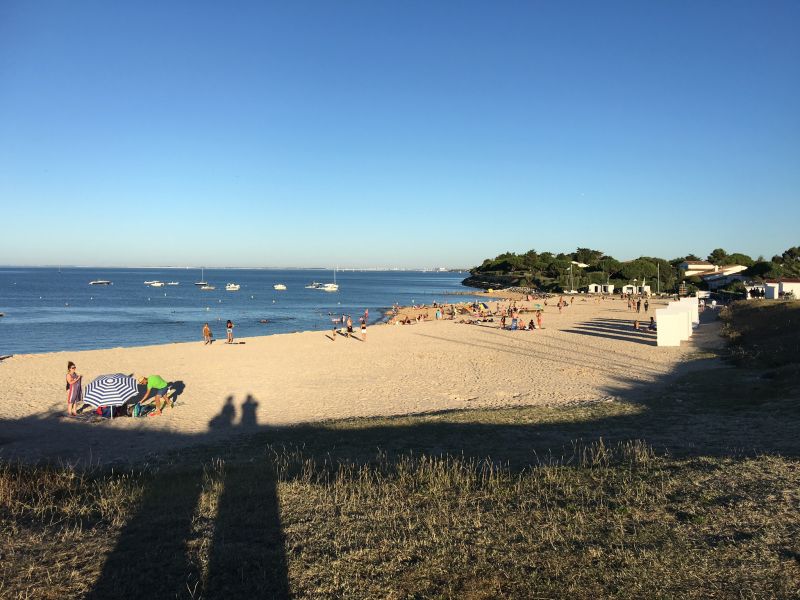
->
0;298;699;463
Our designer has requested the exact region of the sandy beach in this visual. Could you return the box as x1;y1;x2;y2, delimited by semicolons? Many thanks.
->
0;297;699;463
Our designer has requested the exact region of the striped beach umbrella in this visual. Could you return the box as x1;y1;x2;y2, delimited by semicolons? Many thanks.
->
84;373;139;409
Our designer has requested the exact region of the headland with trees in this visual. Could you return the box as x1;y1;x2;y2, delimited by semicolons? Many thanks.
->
463;245;800;294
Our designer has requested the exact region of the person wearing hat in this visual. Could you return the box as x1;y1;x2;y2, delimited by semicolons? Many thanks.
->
138;374;172;416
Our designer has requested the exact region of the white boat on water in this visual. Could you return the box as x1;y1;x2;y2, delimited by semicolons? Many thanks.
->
307;267;339;292
143;280;158;285
89;280;112;285
273;283;287;290
167;281;179;286
200;284;215;290
225;283;240;291
149;281;165;287
194;267;208;286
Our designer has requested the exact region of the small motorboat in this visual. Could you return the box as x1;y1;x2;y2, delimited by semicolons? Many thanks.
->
321;283;338;292
225;283;241;291
89;280;112;285
144;280;157;284
273;284;287;290
200;285;216;291
305;282;322;289
167;281;179;286
149;281;165;287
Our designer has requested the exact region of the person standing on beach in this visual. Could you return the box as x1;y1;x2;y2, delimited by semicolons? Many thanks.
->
65;361;82;416
536;310;543;330
226;320;234;344
360;316;367;341
636;299;642;313
644;299;649;313
203;323;212;345
346;316;353;338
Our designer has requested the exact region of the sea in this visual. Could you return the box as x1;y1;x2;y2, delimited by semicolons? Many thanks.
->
0;267;482;355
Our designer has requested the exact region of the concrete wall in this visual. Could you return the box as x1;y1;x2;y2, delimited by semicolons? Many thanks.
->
780;282;800;297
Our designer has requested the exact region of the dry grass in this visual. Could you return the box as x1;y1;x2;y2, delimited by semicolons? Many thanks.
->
720;300;800;372
1;442;798;599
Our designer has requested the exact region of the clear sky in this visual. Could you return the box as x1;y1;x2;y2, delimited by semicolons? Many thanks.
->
1;1;798;268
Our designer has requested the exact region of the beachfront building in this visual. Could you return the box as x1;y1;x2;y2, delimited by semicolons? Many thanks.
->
700;265;748;290
679;260;717;277
621;284;651;295
583;283;615;294
764;279;800;299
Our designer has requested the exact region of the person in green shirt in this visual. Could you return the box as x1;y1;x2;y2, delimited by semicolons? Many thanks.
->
138;374;172;416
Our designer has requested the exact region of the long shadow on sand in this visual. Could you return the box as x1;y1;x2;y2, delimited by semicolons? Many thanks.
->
2;313;799;598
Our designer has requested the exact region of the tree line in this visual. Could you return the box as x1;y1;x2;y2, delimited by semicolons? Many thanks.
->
469;246;800;293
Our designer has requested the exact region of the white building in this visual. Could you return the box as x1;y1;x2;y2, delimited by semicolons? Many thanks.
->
621;284;650;295
679;260;717;277
701;265;749;290
602;284;615;294
764;279;800;299
586;283;601;294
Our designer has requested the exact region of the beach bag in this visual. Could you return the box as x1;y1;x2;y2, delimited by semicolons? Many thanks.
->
125;402;147;418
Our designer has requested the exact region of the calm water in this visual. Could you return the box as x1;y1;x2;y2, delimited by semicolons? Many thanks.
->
0;268;480;354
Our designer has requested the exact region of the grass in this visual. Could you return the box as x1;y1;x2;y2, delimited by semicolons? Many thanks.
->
1;302;799;598
720;299;800;374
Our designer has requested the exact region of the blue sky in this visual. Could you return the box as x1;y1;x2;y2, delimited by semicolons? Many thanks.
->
1;1;798;268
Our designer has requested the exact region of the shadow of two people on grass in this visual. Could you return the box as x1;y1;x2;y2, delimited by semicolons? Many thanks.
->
78;365;800;599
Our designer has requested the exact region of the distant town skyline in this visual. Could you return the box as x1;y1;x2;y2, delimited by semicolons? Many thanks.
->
1;2;798;268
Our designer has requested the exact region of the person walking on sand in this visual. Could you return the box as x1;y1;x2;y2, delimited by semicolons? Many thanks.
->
203;323;212;345
360;316;367;341
226;319;234;344
138;374;172;416
636;298;642;313
346;315;353;338
65;361;82;416
536;310;543;330
644;299;649;313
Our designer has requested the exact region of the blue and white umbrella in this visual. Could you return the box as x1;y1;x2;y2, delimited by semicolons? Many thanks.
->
84;373;139;409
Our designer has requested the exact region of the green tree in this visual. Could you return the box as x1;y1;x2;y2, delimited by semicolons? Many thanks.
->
573;248;604;267
707;248;728;265
726;253;754;267
745;261;784;280
616;258;658;282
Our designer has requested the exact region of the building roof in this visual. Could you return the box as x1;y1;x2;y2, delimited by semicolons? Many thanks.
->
681;260;714;266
